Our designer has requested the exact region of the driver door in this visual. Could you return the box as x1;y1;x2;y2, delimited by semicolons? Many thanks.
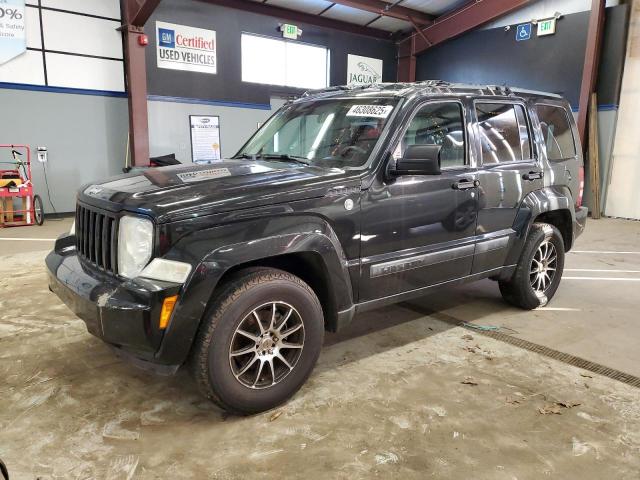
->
358;100;479;303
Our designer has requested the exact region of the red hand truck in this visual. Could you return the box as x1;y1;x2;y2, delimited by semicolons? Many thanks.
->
0;145;44;227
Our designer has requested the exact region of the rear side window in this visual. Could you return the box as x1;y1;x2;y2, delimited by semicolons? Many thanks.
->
536;104;577;160
476;103;532;164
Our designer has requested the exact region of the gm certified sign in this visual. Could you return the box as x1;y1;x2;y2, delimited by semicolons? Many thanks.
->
156;21;217;74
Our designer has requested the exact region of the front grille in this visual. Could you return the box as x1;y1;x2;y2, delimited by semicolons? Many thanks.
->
76;204;118;274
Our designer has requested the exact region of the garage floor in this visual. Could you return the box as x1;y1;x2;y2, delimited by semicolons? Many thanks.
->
1;218;639;479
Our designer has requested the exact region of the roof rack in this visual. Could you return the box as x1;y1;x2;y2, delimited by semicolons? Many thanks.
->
486;84;514;96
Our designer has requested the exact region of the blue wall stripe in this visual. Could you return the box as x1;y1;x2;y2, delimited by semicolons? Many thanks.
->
147;94;272;110
0;81;127;98
570;104;619;112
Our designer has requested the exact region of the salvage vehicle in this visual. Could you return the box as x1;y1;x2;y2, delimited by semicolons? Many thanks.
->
47;81;587;414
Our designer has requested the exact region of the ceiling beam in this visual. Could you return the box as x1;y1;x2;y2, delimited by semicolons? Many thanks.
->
329;0;434;25
124;0;162;27
577;0;605;145
197;0;392;39
398;0;533;56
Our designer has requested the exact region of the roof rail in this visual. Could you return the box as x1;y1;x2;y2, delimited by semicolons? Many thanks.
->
487;84;514;96
301;84;373;97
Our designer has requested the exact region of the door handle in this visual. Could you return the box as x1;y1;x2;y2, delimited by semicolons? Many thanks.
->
452;179;479;190
522;171;543;181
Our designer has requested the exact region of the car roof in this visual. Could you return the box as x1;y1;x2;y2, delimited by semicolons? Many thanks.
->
298;80;563;103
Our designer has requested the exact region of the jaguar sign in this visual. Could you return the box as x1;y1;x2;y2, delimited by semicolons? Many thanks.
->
347;54;383;85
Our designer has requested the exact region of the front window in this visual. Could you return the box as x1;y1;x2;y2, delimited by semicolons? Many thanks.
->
236;97;400;168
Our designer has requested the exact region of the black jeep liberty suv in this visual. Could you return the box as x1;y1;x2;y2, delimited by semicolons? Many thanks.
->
47;81;587;414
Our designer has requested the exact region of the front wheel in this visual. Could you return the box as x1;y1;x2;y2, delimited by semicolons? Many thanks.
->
191;268;324;414
499;222;565;309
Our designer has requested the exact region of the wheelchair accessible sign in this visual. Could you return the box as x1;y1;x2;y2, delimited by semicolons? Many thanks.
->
516;23;532;41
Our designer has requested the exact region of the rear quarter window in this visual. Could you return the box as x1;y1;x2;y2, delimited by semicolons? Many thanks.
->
535;104;577;160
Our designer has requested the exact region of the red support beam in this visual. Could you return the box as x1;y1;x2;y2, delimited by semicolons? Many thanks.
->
330;0;434;25
122;0;156;167
197;0;392;39
397;35;416;82
123;25;151;167
577;0;605;146
398;0;533;56
127;0;162;27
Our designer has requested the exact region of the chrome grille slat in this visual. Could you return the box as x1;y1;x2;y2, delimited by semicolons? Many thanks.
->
75;204;118;274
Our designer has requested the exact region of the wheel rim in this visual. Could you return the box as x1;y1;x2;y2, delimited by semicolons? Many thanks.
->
34;199;43;223
530;240;557;294
229;301;305;389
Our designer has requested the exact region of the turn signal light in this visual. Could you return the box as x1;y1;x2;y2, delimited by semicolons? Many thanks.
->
159;295;178;330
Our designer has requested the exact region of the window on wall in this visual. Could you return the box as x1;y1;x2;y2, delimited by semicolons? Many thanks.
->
536;104;577;160
476;103;532;164
241;33;329;90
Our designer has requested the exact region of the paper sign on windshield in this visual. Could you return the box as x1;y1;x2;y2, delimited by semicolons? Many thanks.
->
346;105;394;118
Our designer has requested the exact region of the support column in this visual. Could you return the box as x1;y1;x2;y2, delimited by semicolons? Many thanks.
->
123;25;150;167
577;0;605;146
397;36;416;82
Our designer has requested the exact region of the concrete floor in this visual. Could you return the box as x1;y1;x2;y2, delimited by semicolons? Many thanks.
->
1;217;639;479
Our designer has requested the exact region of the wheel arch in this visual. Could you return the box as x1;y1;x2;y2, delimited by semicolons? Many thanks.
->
505;187;577;268
154;217;354;366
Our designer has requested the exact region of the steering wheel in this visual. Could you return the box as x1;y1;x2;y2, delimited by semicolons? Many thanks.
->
340;145;367;157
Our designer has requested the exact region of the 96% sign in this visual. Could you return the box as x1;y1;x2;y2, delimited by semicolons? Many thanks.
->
0;7;23;20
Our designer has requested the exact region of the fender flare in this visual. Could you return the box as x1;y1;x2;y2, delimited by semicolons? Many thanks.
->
504;186;576;268
154;216;353;365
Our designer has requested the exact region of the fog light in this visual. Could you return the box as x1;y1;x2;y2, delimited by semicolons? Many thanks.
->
159;295;178;330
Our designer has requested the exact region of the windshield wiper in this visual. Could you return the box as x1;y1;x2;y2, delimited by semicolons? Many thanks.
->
235;153;310;165
260;154;310;165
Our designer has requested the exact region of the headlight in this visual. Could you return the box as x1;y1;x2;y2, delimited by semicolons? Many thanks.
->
118;216;153;278
69;220;75;235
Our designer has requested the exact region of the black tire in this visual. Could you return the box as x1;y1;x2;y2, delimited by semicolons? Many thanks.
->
499;222;565;310
33;195;44;225
191;267;324;415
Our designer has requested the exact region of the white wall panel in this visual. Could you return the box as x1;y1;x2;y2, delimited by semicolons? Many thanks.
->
25;6;42;49
0;51;45;85
46;53;124;91
605;2;640;219
42;10;122;59
42;0;121;19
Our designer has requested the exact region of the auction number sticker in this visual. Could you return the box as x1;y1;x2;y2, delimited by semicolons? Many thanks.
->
177;168;230;183
346;105;394;118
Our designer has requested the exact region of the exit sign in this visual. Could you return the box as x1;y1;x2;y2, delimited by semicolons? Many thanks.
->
281;24;300;39
537;18;556;36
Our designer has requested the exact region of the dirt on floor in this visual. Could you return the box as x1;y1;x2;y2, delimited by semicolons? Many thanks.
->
1;250;639;479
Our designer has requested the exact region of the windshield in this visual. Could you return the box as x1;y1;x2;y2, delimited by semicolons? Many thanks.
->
236;97;400;168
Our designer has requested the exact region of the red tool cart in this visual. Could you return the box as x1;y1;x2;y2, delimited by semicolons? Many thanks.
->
0;145;44;227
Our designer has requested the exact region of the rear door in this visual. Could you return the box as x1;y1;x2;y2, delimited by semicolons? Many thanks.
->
471;99;542;273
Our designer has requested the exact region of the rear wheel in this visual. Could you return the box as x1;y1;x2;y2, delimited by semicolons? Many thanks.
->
191;268;324;414
499;222;565;309
33;195;44;225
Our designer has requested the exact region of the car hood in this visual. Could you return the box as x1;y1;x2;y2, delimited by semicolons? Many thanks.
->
78;159;360;222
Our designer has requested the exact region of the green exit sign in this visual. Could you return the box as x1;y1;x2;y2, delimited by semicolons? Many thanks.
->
537;18;556;36
282;24;300;39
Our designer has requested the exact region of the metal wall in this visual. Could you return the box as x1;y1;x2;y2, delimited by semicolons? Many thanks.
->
148;97;287;161
0;89;128;214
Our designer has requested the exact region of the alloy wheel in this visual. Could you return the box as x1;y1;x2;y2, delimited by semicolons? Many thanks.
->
530;240;557;294
229;301;305;389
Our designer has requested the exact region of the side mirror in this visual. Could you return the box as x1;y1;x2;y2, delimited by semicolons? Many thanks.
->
390;144;442;176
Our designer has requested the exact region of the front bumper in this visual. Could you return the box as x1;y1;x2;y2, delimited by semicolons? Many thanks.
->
46;235;182;370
